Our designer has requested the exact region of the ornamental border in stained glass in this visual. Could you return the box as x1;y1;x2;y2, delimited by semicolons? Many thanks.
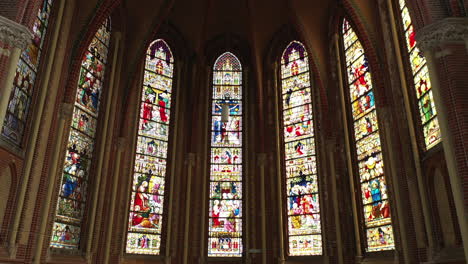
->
280;41;323;256
125;39;175;255
208;52;243;257
342;19;395;252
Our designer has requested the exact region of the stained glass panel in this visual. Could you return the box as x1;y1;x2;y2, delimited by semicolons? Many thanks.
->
2;0;53;145
50;19;111;250
208;52;243;257
342;19;395;252
281;41;322;256
398;1;441;149
126;39;175;255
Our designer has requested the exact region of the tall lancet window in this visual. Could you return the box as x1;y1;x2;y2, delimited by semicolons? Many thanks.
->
398;0;441;149
280;41;322;256
125;39;174;255
2;0;53;145
50;19;111;249
208;52;243;257
341;19;395;252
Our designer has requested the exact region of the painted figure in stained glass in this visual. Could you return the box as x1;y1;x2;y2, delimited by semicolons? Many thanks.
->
342;19;395;252
399;0;441;149
208;52;243;257
126;39;174;255
280;41;322;256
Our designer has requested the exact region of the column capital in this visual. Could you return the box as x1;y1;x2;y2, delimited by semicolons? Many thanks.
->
0;15;32;50
416;18;468;51
59;103;74;120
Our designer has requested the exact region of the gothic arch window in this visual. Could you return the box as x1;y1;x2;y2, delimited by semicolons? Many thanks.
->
125;39;175;255
208;52;243;257
398;0;441;150
280;41;322;256
2;0;53;145
341;19;395;252
50;18;111;249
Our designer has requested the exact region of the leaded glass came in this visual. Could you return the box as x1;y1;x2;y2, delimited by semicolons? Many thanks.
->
398;0;441;149
50;19;111;249
208;52;243;257
2;0;53;145
125;39;174;255
342;19;395;252
280;41;322;256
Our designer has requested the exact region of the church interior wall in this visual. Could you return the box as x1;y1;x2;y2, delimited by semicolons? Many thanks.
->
0;0;467;263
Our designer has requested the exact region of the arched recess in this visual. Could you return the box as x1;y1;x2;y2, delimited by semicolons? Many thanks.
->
0;162;18;242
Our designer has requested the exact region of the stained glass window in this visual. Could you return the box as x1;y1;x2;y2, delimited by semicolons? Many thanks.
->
342;19;395;252
398;0;441;149
125;39;174;255
50;19;111;249
1;0;53;145
280;41;322;256
208;52;243;257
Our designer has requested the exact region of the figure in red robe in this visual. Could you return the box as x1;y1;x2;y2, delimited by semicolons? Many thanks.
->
158;93;168;122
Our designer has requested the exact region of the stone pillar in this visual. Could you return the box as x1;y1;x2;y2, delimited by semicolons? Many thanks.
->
8;0;67;255
416;17;468;260
32;102;73;264
86;31;122;259
183;153;196;264
0;15;31;132
257;153;267;264
103;137;126;264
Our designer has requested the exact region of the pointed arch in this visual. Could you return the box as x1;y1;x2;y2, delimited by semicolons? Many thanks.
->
398;0;441;149
208;52;243;257
50;18;112;250
124;39;174;255
280;41;323;256
341;18;395;252
2;0;53;146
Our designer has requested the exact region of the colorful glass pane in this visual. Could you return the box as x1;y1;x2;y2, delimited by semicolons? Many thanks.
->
208;52;243;257
281;41;322;256
342;19;395;252
50;19;111;249
126;39;175;255
399;1;441;149
2;0;53;145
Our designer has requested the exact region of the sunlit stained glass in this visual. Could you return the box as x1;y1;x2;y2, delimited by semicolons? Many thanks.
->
125;39;174;255
208;52;243;257
2;0;53;145
50;19;111;249
342;19;395;252
280;41;322;256
398;0;441;149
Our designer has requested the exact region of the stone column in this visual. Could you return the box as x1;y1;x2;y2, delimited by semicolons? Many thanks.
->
86;31;122;259
103;137;126;264
32;102;73;264
416;17;468;260
332;34;362;257
8;0;67;255
0;15;31;132
183;153;196;264
257;153;267;264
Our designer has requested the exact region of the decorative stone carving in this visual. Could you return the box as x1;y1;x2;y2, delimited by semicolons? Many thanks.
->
0;15;32;50
416;18;468;51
